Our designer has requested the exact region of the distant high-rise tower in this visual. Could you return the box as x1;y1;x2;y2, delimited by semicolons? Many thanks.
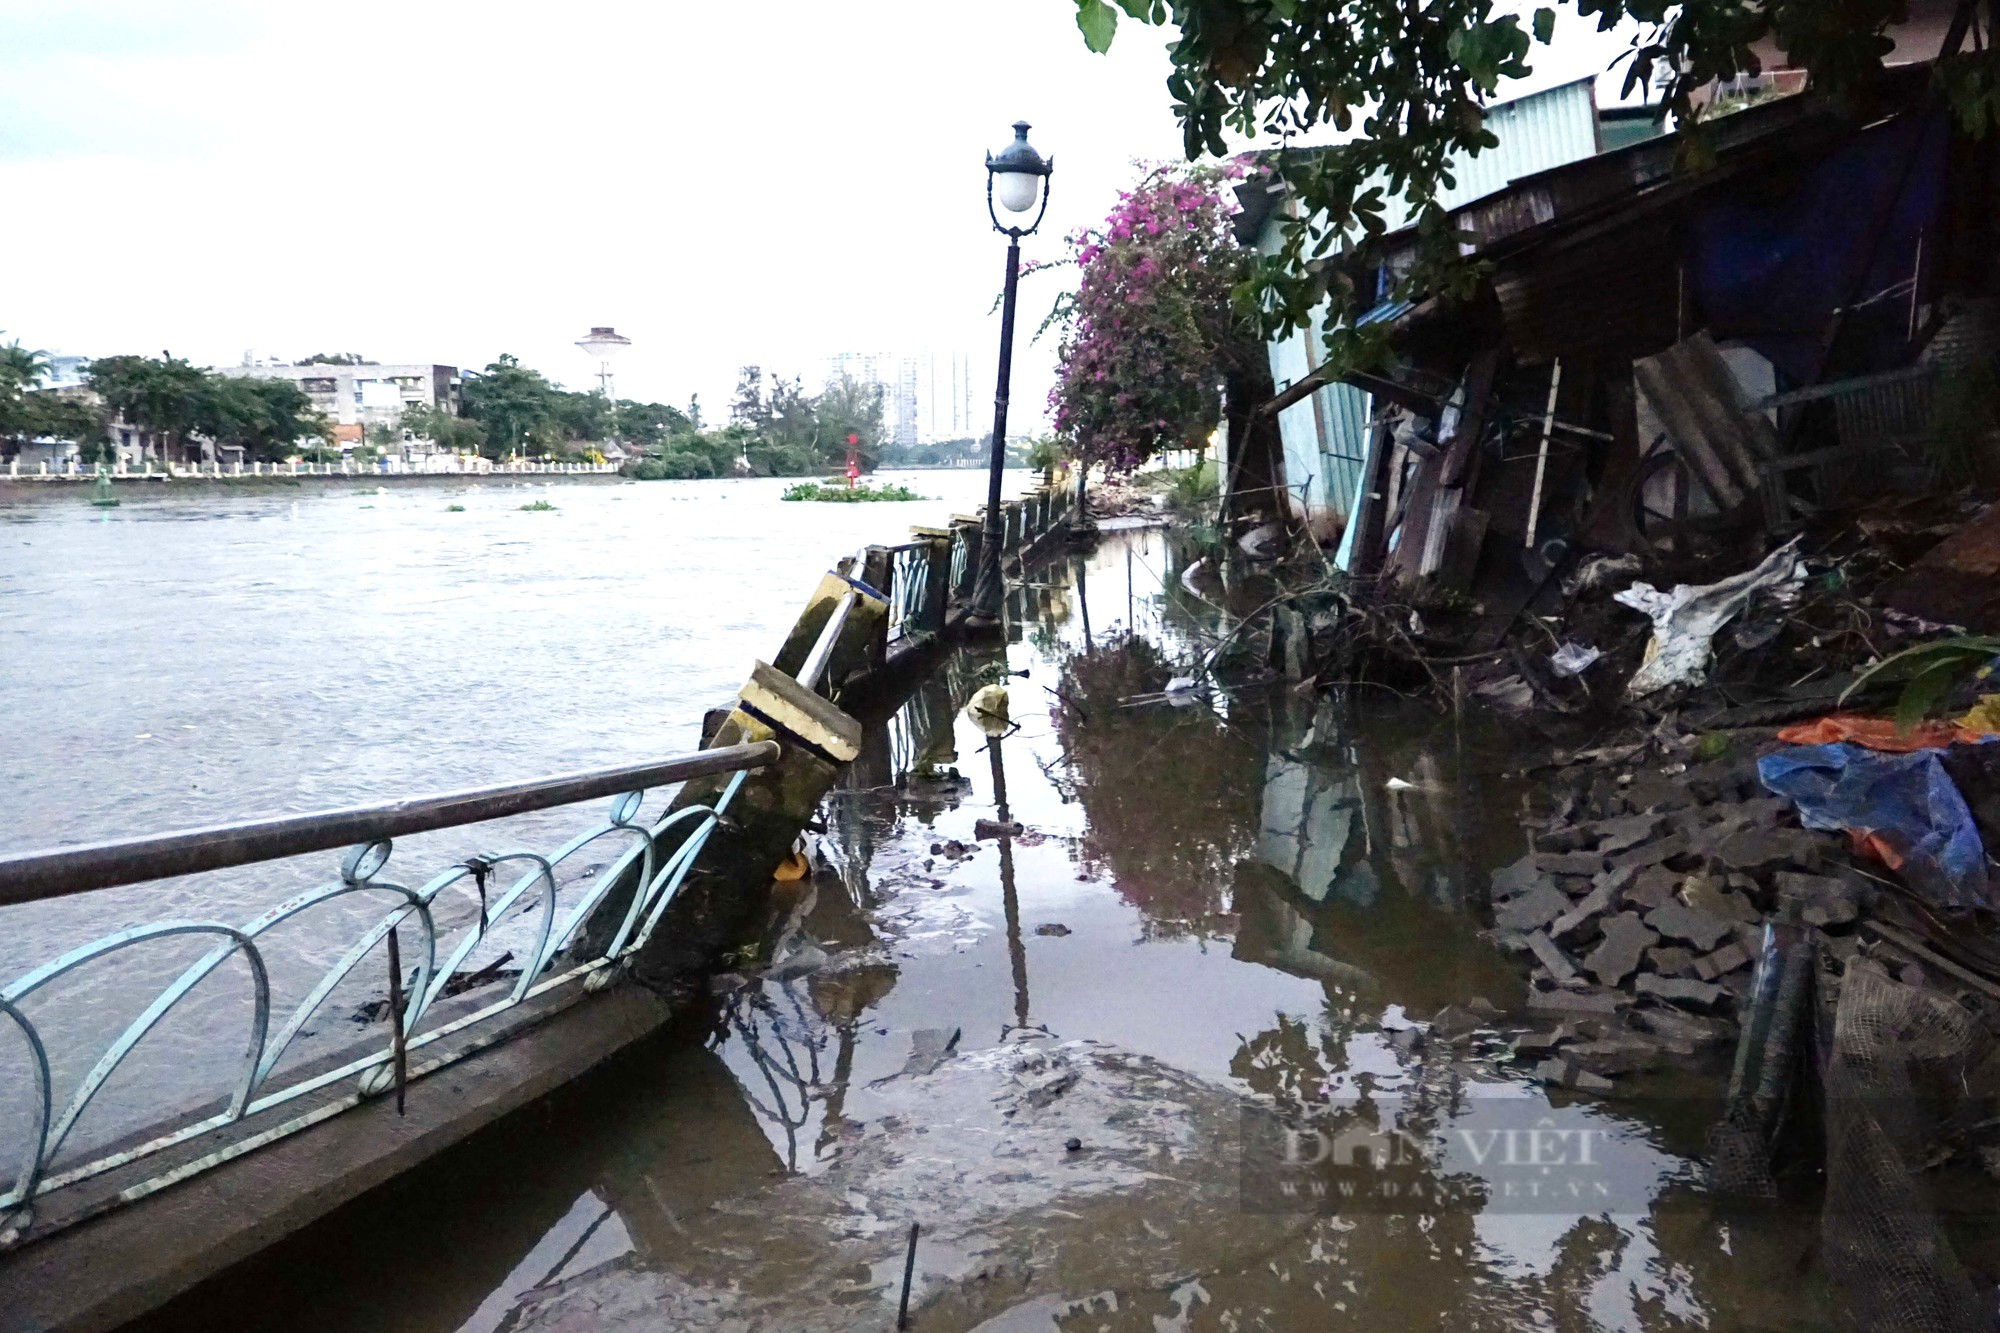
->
892;357;919;448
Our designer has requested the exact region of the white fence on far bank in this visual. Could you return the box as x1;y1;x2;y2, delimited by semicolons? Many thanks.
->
6;458;622;481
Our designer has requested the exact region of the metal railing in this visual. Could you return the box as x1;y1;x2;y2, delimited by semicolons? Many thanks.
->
883;541;935;640
0;741;776;1242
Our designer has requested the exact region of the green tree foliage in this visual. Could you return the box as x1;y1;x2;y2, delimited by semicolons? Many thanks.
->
83;355;326;461
0;341;110;459
399;401;487;454
0;342;50;448
715;366;887;477
616;399;694;450
86;354;209;453
730;366;769;430
1073;0;1998;377
196;376;327;462
461;354;697;462
627;426;750;479
462;354;559;458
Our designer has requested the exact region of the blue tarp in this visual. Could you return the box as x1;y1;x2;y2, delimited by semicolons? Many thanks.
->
1687;108;1951;386
1759;742;1992;912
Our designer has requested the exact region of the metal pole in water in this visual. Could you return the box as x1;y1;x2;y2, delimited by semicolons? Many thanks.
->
897;1221;920;1329
386;924;408;1116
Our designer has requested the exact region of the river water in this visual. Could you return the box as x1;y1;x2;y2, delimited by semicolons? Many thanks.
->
52;507;1837;1331
0;471;1025;1171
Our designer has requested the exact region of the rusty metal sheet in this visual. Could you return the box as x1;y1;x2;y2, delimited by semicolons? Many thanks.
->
1631;332;1779;513
1883;503;2000;631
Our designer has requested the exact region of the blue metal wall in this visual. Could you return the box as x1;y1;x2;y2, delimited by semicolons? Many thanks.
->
1258;77;1603;565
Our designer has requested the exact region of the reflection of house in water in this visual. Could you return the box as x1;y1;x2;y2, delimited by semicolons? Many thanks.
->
1242;731;1522;1017
1259;748;1374;909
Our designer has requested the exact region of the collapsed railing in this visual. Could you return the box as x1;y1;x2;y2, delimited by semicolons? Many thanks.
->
875;479;1077;643
0;742;775;1244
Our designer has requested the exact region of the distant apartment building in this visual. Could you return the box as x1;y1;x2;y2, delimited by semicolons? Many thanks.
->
220;361;462;446
824;351;942;446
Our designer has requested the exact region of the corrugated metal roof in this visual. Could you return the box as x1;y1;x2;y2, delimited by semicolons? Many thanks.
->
1385;76;1602;229
1244;77;1605;248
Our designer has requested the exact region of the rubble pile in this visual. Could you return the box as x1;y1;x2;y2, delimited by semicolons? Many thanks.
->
1455;743;1873;1089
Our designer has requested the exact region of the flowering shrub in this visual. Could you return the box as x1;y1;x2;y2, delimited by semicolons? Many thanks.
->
1047;163;1251;475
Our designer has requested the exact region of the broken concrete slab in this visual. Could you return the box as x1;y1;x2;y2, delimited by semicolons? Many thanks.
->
1630;1004;1734;1047
1644;900;1734;952
1496;884;1571;934
1539;849;1609;877
1634;974;1727;1009
1528;986;1625;1016
1693;940;1753;982
1531;1056;1616;1094
1625;867;1678;911
1584;912;1660;987
1512;1027;1574;1057
1587;814;1666;854
1566;1035;1671;1075
1549;880;1620;940
1429;1005;1488;1039
1488;853;1547;900
1609;831;1690;873
1526;930;1579;984
1622;773;1699;812
1709;827;1824;874
1681;874;1760;924
1646;945;1696;978
1774;871;1859;927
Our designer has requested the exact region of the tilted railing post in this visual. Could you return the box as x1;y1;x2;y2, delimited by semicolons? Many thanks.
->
950;517;982;604
860;546;893;667
912;527;953;634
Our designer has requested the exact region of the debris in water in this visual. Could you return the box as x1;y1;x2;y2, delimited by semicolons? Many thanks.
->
965;682;1011;735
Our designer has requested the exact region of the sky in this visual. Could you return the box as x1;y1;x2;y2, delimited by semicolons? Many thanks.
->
0;1;1642;432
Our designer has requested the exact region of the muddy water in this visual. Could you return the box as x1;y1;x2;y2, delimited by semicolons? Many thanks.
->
127;527;1835;1332
0;470;1026;1165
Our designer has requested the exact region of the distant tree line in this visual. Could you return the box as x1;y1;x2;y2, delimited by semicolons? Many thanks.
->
1;344;328;465
3;342;935;480
0;343;105;460
874;434;1038;470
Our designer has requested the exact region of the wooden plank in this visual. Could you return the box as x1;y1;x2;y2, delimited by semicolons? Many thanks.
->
1440;350;1499;489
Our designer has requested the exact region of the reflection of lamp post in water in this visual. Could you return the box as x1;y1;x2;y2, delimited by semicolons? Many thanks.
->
987;729;1030;1031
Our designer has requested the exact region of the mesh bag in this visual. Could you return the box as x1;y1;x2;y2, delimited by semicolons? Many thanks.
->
1820;959;1986;1333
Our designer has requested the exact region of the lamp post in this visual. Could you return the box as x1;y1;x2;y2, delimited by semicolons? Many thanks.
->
967;121;1052;626
575;326;631;457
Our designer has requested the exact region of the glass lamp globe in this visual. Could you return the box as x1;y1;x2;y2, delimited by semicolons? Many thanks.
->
987;122;1050;218
994;170;1041;213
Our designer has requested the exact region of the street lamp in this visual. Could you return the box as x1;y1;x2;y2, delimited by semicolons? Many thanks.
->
967;121;1052;626
575;326;631;455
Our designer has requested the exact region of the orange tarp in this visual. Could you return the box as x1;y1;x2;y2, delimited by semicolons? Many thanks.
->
1776;713;1994;752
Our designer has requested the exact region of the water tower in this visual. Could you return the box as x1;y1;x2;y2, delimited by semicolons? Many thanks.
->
575;326;632;453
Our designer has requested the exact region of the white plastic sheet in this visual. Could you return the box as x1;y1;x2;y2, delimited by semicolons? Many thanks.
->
1615;537;1805;695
